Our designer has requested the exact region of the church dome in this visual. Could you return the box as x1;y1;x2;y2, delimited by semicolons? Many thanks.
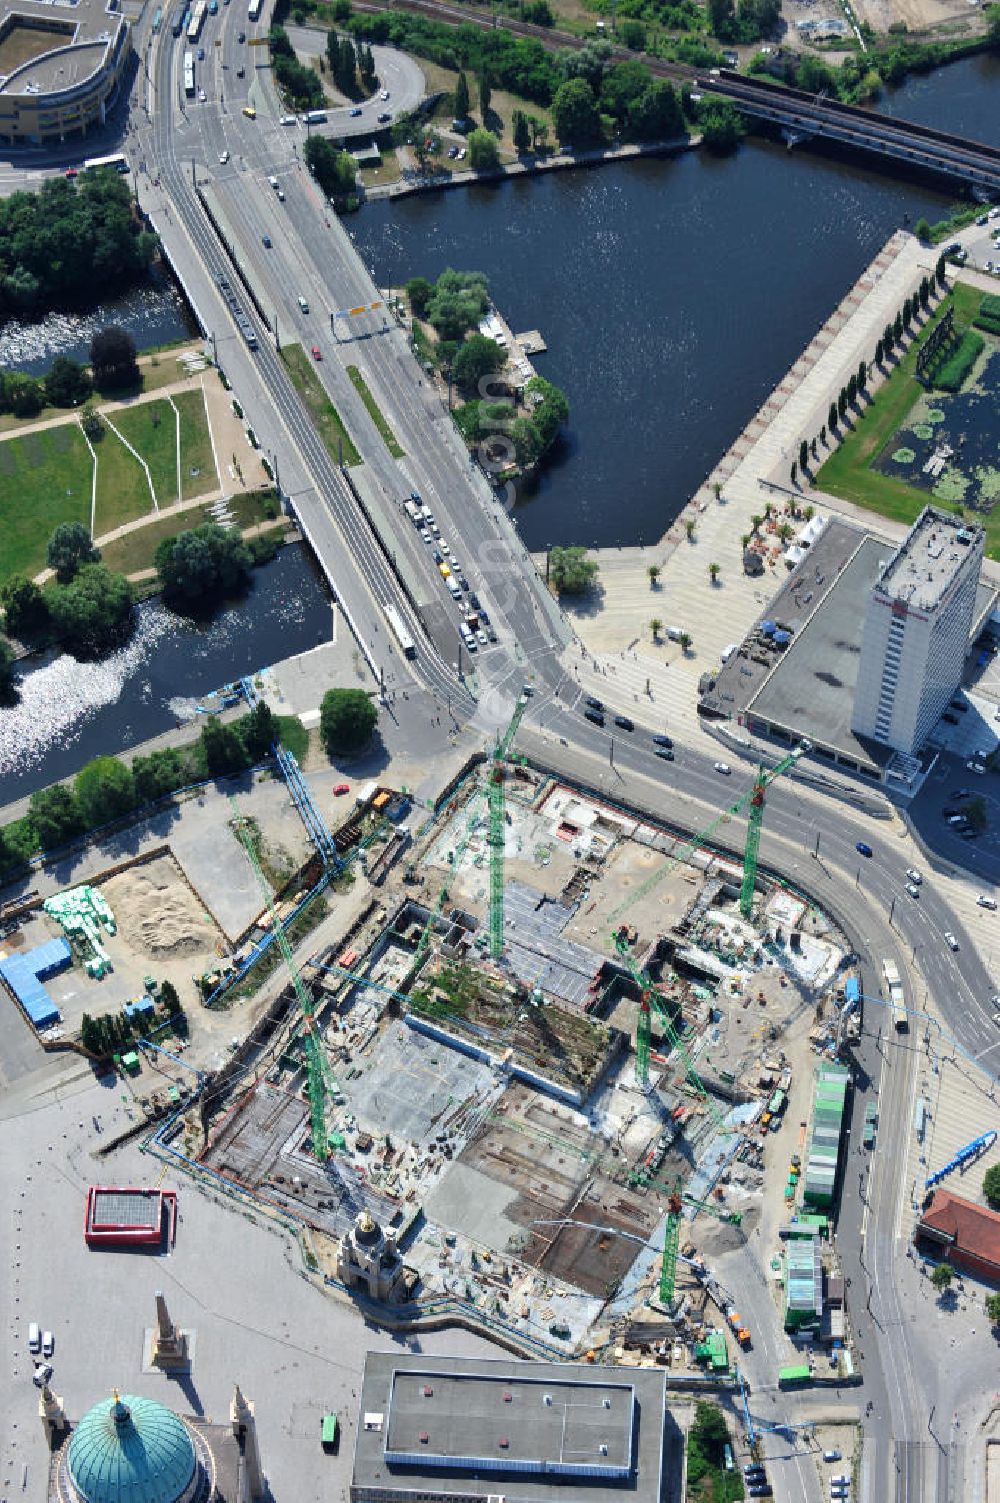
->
67;1394;198;1503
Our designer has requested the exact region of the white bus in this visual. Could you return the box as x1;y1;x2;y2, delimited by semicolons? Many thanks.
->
83;152;130;174
882;958;907;1032
187;0;206;40
183;50;195;95
247;0;263;20
384;602;416;660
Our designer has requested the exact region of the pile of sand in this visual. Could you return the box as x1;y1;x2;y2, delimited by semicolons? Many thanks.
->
103;856;218;959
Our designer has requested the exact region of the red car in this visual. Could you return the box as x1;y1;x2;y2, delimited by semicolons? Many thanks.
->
65;167;78;178
311;344;322;360
332;781;350;795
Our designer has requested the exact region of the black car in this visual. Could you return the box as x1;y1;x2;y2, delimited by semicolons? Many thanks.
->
584;709;605;727
654;747;674;761
748;1488;772;1499
378;111;392;123
457;574;470;591
653;734;673;748
432;549;443;565
743;1465;766;1479
585;696;604;712
410;489;421;504
614;716;634;732
468;592;481;611
238;28;245;39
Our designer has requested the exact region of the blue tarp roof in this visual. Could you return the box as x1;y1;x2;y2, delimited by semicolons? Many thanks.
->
0;938;71;1029
844;977;860;1003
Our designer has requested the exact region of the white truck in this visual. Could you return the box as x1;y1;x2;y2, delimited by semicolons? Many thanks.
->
882;958;907;1031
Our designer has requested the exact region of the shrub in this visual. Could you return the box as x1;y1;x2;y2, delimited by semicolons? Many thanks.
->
320;687;378;755
933;330;984;392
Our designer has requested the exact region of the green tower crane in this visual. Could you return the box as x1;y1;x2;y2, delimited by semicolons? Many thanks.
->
230;797;339;1162
738;747;808;917
659;1191;683;1306
487;694;529;959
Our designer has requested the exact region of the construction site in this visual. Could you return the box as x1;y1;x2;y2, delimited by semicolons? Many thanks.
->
116;705;862;1373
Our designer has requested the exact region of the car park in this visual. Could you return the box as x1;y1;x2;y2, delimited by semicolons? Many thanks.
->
487;626;498;642
748;1488;773;1499
855;841;873;857
440;542;451;556
584;709;605;727
478;609;490;625
432;549;443;565
28;1323;41;1354
978;895;997;909
419;528;432;544
714;762;731;775
944;931;959;951
614;716;634;731
476;629;488;647
830;1478;850;1489
280;114;297;125
438;562;451;578
457;574;470;591
743;1465;766;1480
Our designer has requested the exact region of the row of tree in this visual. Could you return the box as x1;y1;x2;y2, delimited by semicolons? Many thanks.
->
0;700;287;874
325;29;376;96
269;25;325;110
0;173;157;323
0;329;140;422
80;980;186;1061
302;136;359;206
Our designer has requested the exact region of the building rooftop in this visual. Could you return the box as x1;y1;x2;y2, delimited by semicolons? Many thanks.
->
874;505;983;614
352;1353;671;1503
0;0;124;98
917;1189;1000;1273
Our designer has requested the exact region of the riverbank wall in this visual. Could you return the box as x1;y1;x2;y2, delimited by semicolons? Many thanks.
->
364;133;697;202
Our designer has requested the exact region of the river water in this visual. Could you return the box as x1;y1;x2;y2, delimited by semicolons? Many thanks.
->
0;545;332;807
351;53;1000;551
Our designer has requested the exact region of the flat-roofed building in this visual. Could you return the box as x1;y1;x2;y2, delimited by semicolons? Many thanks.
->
0;0;131;144
852;506;984;756
351;1352;675;1503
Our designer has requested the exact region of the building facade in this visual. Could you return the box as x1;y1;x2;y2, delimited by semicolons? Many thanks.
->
0;0;131;145
336;1209;408;1303
852;507;984;756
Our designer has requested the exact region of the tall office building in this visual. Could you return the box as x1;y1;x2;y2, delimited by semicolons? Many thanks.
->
852;506;983;757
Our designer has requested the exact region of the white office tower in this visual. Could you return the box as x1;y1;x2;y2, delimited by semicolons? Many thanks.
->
852;506;983;756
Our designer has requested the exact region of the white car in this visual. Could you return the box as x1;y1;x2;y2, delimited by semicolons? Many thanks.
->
823;1450;842;1463
714;762;731;775
977;895;997;910
219;149;230;164
42;1331;54;1358
906;883;920;899
944;931;959;952
198;87;207;101
380;88;390;100
33;1363;54;1388
419;528;432;544
905;868;922;884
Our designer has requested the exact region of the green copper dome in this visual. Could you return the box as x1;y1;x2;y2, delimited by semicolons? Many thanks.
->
67;1394;197;1503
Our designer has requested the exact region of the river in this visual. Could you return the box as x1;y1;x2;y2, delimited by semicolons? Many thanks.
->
0;544;332;807
350;53;1000;551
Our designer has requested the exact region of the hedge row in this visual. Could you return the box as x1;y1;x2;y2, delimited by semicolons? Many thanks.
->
933;330;985;392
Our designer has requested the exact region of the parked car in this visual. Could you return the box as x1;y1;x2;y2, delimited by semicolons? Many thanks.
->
42;1332;54;1358
468;592;481;611
823;1450;842;1463
64;167;79;178
380;88;390;100
238;28;245;39
332;783;350;796
218;149;229;164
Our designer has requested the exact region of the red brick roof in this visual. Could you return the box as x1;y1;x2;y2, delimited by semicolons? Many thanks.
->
918;1190;1000;1273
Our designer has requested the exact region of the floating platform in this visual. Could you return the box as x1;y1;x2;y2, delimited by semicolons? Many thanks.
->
516;329;547;354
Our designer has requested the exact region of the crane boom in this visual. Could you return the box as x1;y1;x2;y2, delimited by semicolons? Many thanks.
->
230;798;339;1161
488;695;529;959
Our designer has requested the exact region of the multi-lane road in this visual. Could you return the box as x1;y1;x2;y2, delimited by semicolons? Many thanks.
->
5;9;999;1498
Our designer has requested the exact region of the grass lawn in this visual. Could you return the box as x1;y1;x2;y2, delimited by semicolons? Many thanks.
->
347;365;405;457
174;387;219;499
419;58;555;162
93;421;155;534
814;281;1000;555
0;421;92;582
276;713;309;762
282;343;362;466
357;151;403;190
100;489;283;577
114;399;180;506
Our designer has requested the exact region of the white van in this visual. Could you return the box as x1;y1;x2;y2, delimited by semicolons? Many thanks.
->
28;1323;41;1354
267;174;278;189
447;579;462;600
403;499;420;522
420;505;435;525
720;642;738;664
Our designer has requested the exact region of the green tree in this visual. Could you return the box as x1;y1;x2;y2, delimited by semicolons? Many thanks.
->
828;401;838;431
0;636;17;706
454;70;470;120
334;35;357;94
984;1162;1000;1208
618;18;646;49
303;135;357;202
847;373;858;405
5;372;44;417
691;1401;730;1462
0;574;48;638
320;687;378;755
799;439;808;471
405;277;434;319
29;784;84;848
325;28;341;75
467;127;500;171
548;545;598;594
966;795;988;833
132;747;189;803
155;522;252;608
987;1;1000;42
47;521;100;583
426;269;490;340
200;715;251;777
914;216;930;241
453;334;507;392
49;564;133;657
513;109;531;153
551;78;602;147
45;356;92;408
649;617;663;638
857;359;867;390
648;563;661;586
936;252;947;287
75;755;136;827
902;295;913;328
894;310;904;341
525;376;569;452
242;700;278;762
628;81;684;140
875;337;884;365
707;0;736;34
511;416;542;467
90;326;138;390
159;979;182;1016
478;70;492;118
986;1291;1000;1323
838;388;849;420
709;561;721;582
700;99;741;154
930;1261;954;1292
